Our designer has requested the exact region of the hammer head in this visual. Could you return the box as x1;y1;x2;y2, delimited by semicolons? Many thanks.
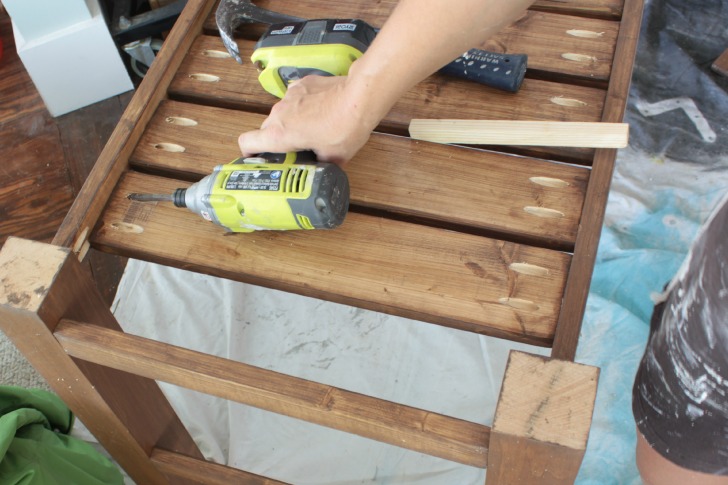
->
216;0;305;63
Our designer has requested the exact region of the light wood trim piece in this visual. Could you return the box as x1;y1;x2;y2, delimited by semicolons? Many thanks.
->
151;449;291;485
93;171;572;345
53;0;217;248
0;237;204;485
55;320;492;468
409;120;628;148
132;100;589;247
551;0;645;360
485;351;599;484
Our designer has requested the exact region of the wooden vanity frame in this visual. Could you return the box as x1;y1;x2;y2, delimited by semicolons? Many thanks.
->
0;0;643;483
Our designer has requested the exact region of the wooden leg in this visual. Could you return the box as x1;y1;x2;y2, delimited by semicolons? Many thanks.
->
485;351;599;485
0;237;203;485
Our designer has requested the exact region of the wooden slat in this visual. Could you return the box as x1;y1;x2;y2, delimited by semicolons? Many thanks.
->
151;449;291;485
53;0;217;248
56;320;492;468
483;11;619;81
551;0;645;360
203;1;625;36
172;36;608;127
93;171;571;345
531;0;623;19
170;35;607;163
131;100;589;248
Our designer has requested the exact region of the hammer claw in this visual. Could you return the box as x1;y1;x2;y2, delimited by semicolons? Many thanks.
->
216;0;305;62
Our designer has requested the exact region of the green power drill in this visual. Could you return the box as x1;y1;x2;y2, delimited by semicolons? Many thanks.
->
128;152;349;232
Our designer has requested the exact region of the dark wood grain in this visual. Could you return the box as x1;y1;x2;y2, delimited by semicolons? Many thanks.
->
93;171;571;345
551;0;645;360
56;319;492;468
0;238;204;485
131;100;589;248
151;449;292;485
53;0;218;249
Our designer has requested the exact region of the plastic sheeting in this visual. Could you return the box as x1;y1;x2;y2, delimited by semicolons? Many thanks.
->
108;0;728;482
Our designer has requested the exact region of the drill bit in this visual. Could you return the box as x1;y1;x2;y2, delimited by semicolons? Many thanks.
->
127;193;174;202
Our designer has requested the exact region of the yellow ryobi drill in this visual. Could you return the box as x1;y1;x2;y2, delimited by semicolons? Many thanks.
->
127;152;349;233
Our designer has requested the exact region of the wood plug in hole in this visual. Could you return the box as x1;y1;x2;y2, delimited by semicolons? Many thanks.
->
499;297;540;312
550;96;588;108
529;176;570;188
524;206;565;218
165;116;198;127
71;226;90;254
109;222;144;234
562;53;598;63
152;142;186;153
202;49;231;58
189;73;221;82
566;29;605;38
509;262;551;277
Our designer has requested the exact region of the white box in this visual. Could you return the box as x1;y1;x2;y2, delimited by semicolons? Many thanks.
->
12;1;133;117
3;0;93;42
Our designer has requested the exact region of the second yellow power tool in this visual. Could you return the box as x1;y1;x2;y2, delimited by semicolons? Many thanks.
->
128;152;349;233
251;19;376;98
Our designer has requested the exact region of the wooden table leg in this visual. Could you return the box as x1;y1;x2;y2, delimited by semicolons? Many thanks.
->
485;351;599;484
0;237;203;485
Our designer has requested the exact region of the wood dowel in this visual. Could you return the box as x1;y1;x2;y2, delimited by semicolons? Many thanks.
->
409;120;629;148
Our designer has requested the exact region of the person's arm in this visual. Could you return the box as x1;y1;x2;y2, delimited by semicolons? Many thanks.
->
238;0;534;164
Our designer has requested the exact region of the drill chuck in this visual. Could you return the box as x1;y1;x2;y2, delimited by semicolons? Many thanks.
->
172;188;188;208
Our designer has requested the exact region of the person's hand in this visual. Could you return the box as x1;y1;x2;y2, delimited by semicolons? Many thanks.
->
238;74;381;166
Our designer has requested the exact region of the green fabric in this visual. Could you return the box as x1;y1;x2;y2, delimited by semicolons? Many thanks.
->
0;386;124;485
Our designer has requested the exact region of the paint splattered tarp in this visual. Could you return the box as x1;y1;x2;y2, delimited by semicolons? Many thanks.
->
574;0;728;481
0;386;124;485
627;0;728;167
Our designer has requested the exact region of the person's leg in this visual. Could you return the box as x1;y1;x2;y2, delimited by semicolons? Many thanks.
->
632;192;728;483
636;430;728;485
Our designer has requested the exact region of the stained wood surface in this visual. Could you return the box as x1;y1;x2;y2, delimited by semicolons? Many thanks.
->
57;319;492;467
551;0;645;360
712;48;728;78
169;34;607;164
131;100;589;248
0;238;203;485
53;0;217;248
93;171;570;345
531;0;623;19
204;0;625;37
0;114;74;243
486;351;599;484
151;449;291;485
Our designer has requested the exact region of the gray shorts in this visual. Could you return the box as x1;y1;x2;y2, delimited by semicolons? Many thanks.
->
632;194;728;475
